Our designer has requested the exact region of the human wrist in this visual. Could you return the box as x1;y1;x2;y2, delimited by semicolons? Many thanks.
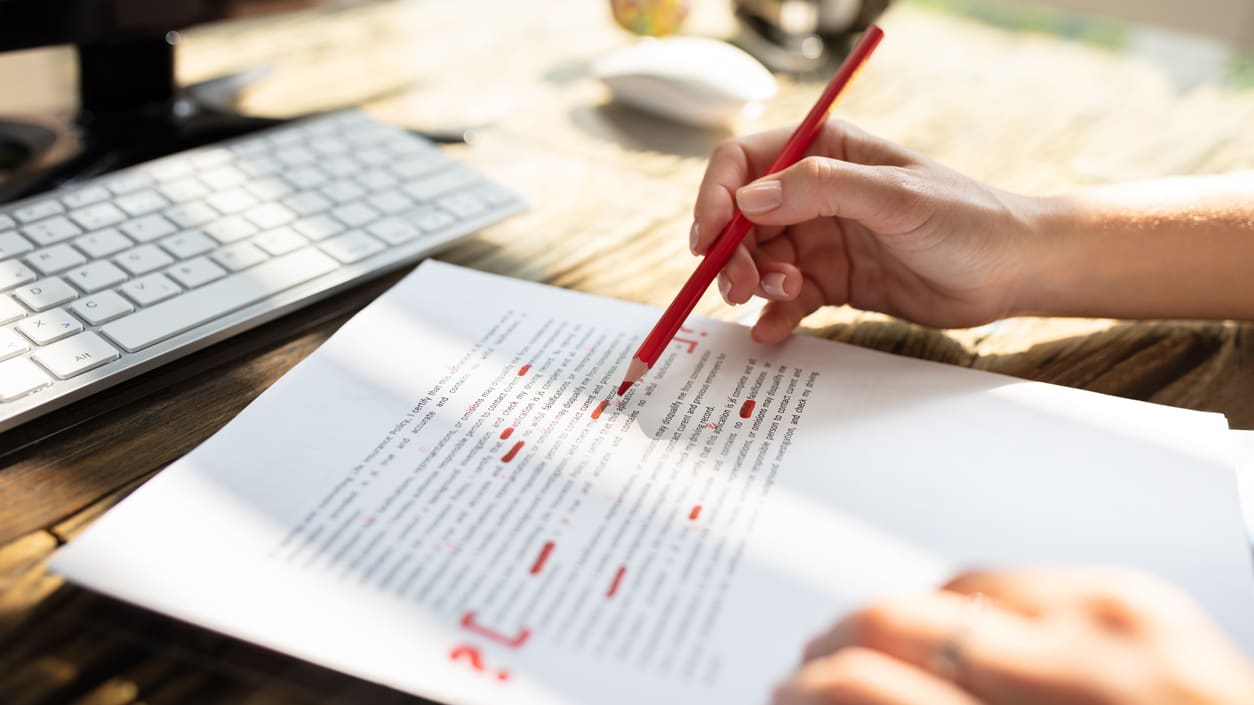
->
1003;192;1080;318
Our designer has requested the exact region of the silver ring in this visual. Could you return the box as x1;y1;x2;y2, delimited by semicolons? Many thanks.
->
930;592;987;685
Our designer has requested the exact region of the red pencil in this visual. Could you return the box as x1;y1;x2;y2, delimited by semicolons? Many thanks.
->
616;25;885;396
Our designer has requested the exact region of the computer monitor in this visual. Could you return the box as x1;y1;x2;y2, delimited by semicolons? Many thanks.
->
0;0;304;202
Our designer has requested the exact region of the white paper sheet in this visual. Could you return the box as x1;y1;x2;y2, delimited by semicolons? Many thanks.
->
52;261;1254;705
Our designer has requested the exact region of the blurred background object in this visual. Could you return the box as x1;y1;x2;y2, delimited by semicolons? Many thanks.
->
610;0;691;36
734;0;891;72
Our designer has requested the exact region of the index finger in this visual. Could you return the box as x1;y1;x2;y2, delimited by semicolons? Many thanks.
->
691;121;918;254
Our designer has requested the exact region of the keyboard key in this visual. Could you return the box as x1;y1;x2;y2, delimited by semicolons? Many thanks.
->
212;242;268;271
355;147;391;166
149;158;193;181
0;260;38;291
28;244;87;276
436;192;488;219
23;216;84;246
244;203;297;230
116;244;176;277
0;214;14;230
13;277;76;311
291;214;344;241
410;206;456;233
103;248;338;352
356;170;398;191
119;273;181;307
330;202;381;228
190;148;233;168
115;189;169;216
106;172;153;195
159;229;216;259
203;215;259;245
283;191;333;216
244;178;292;201
61;186;111;209
0;231;34;259
0;357;51;401
366;189;412;214
166;257;227;289
32;331;120;379
165;201;220;228
64;261;128;294
392;153;452;179
275;146;318;166
403;169;479;201
283;167;330;191
321;157;360;178
206;188;258;214
239;155;284;177
309;137;350;155
71;290;134;325
0;294;24;324
199;165;248;190
320;231;385;263
74;228;133;258
366;217;421;245
0;327;29;361
158;176;210;203
14;199;64;223
474;183;520;207
120;214;178;242
322;179;366;203
17;307;82;344
254;227;308;256
69;202;129;231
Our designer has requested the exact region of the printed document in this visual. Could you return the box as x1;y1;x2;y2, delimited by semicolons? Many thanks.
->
52;261;1254;705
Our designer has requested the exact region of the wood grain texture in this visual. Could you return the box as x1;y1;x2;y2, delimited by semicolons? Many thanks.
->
2;0;1254;702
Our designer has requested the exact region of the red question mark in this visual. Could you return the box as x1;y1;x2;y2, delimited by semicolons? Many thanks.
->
450;644;510;682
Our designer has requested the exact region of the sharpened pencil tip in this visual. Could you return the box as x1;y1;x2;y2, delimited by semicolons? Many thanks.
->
617;380;633;397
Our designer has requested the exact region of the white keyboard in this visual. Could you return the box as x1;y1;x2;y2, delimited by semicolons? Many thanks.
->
0;110;524;432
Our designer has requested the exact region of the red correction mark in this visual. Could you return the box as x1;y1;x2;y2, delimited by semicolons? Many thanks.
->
450;644;510;682
606;566;626;598
739;400;756;418
688;505;702;521
591;400;609;420
530;541;555;575
500;427;514;440
502;441;525;463
461;611;532;648
517;364;531;376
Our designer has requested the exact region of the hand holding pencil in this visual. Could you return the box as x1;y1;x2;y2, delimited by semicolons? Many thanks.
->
618;26;885;394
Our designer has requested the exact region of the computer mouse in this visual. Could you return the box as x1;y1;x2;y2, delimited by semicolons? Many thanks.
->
593;37;777;128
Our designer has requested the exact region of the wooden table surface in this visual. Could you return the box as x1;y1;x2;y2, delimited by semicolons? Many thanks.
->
3;0;1254;703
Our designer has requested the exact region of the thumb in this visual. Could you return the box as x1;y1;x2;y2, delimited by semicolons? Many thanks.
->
735;156;929;234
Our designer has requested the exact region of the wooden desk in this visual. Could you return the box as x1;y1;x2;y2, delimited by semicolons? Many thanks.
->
2;1;1253;702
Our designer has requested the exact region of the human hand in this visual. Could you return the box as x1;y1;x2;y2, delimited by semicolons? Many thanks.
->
772;568;1254;705
691;120;1042;343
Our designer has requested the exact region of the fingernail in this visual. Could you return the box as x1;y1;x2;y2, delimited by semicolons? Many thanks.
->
689;222;699;254
761;272;787;298
718;276;733;304
737;181;783;214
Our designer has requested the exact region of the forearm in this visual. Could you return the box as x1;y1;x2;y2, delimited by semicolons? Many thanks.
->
1015;172;1254;320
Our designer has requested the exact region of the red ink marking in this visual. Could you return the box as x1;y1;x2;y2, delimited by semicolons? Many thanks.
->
461;611;531;648
450;644;484;671
451;644;511;682
606;566;626;598
530;541;555;575
689;505;702;521
502;441;524;463
673;337;699;353
500;427;514;440
517;364;531;376
616;380;632;396
705;423;718;430
739;400;756;418
591;400;609;420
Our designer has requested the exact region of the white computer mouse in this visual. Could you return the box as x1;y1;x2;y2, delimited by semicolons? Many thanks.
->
593;37;777;128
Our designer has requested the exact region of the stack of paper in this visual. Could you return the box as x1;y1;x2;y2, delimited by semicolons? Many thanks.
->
52;262;1254;705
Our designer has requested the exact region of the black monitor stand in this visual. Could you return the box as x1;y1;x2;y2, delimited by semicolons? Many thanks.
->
0;32;287;204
